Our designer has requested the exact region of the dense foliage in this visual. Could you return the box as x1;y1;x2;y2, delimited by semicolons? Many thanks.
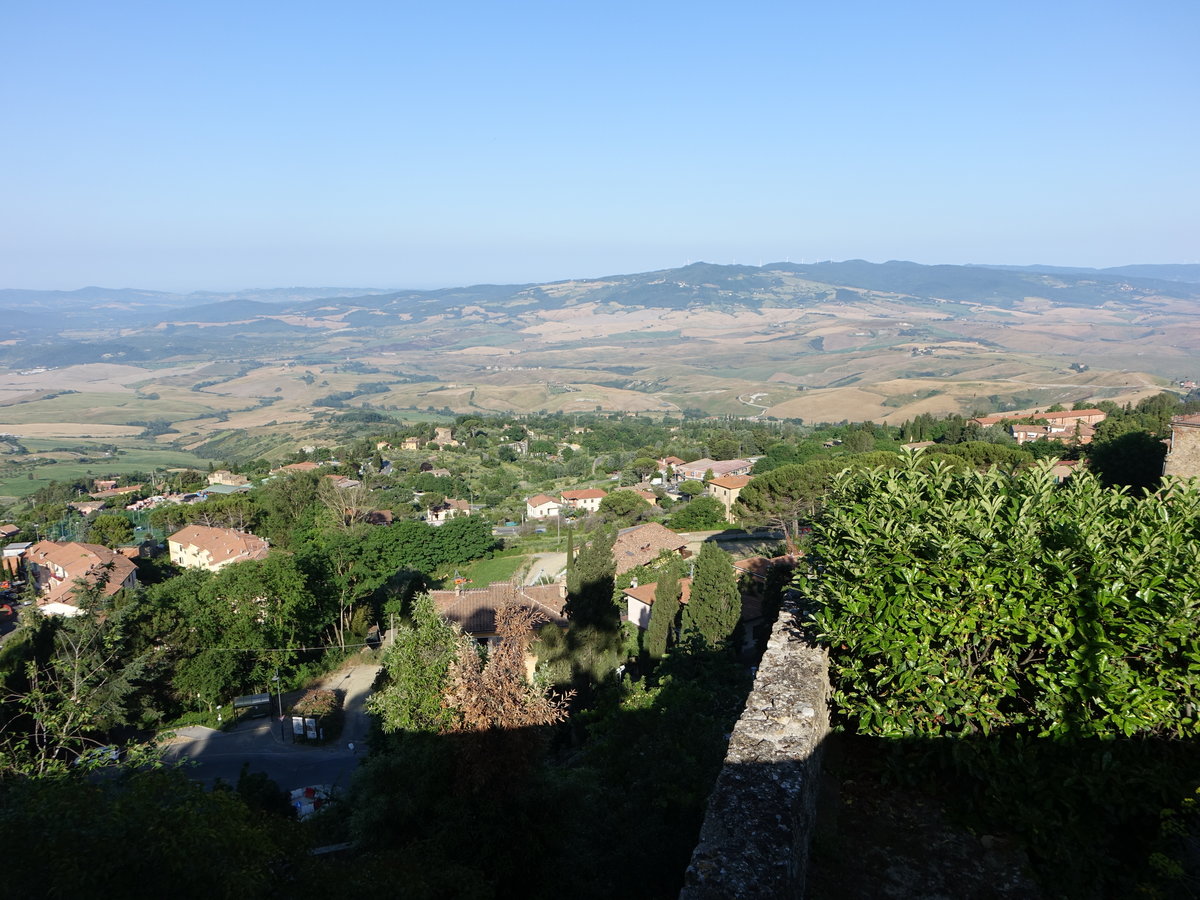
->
801;455;1200;893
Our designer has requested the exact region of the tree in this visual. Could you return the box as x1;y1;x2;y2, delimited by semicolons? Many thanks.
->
708;438;740;461
565;528;617;631
445;603;571;733
598;490;651;524
0;769;306;897
676;479;705;499
317;475;371;527
306;525;394;651
680;542;740;649
1088;428;1167;494
629;457;659;480
1;578;150;777
802;457;1200;890
734;459;846;549
842;430;875;453
87;514;133;549
668;495;727;531
644;571;680;660
368;593;459;734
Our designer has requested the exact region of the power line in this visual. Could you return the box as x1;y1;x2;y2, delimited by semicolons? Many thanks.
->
159;639;377;653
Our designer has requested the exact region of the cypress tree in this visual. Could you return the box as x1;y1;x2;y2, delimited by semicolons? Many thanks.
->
644;570;680;661
565;527;617;631
564;525;574;582
680;542;740;649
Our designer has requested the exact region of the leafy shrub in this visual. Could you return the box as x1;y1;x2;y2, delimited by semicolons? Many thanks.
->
800;455;1200;893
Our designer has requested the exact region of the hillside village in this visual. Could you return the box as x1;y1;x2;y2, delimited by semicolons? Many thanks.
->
1;395;1199;897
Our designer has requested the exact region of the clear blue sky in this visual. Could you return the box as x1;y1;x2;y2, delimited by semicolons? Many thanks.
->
2;1;1196;292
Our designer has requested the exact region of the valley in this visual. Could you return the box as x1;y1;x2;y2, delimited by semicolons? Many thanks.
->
1;260;1197;500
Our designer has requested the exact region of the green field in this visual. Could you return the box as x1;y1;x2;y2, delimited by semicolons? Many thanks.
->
0;446;214;499
0;391;224;425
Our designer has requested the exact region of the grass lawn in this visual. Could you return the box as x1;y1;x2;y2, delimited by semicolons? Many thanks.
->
451;552;528;587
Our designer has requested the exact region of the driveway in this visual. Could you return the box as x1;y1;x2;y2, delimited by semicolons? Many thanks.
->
160;662;381;794
526;551;567;584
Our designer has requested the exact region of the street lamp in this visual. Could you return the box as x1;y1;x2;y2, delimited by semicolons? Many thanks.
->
272;671;282;719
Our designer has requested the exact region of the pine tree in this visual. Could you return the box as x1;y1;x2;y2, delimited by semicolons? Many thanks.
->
680;542;740;649
644;571;680;661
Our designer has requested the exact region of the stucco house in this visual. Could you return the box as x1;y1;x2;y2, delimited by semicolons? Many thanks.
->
560;488;607;514
706;474;752;522
675;458;753;481
972;408;1107;428
207;470;250;487
623;577;692;629
168;524;270;572
427;498;471;525
526;494;562;520
26;540;139;615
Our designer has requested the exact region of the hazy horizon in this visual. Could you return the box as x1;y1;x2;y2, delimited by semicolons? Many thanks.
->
4;256;1200;297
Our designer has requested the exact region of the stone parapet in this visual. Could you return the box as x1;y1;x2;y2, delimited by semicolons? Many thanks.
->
680;600;830;899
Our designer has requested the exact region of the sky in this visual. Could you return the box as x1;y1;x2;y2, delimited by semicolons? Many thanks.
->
2;1;1197;292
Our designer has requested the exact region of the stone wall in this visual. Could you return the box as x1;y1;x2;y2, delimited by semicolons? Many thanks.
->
1164;422;1200;479
680;600;830;899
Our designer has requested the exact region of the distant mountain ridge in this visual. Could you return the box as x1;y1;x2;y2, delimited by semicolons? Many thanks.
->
971;263;1200;284
3;261;1200;356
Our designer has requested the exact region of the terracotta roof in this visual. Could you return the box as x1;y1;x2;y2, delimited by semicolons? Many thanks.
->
623;577;692;606
27;540;138;605
975;409;1106;426
561;489;607;500
90;484;142;499
430;582;568;635
677;458;752;478
1172;413;1200;426
614;487;658;504
0;524;19;539
168;525;270;566
708;474;752;489
526;493;559;507
612;523;689;573
279;461;321;472
733;554;798;581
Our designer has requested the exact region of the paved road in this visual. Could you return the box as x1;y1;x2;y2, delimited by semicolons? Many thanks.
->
160;662;381;794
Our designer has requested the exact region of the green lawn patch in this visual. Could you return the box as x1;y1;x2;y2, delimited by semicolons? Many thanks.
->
456;552;527;586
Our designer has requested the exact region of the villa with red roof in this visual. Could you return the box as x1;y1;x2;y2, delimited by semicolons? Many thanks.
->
168;525;270;572
526;494;562;520
25;540;139;615
560;488;607;513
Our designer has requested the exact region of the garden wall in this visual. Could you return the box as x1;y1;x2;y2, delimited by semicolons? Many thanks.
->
680;600;830;899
